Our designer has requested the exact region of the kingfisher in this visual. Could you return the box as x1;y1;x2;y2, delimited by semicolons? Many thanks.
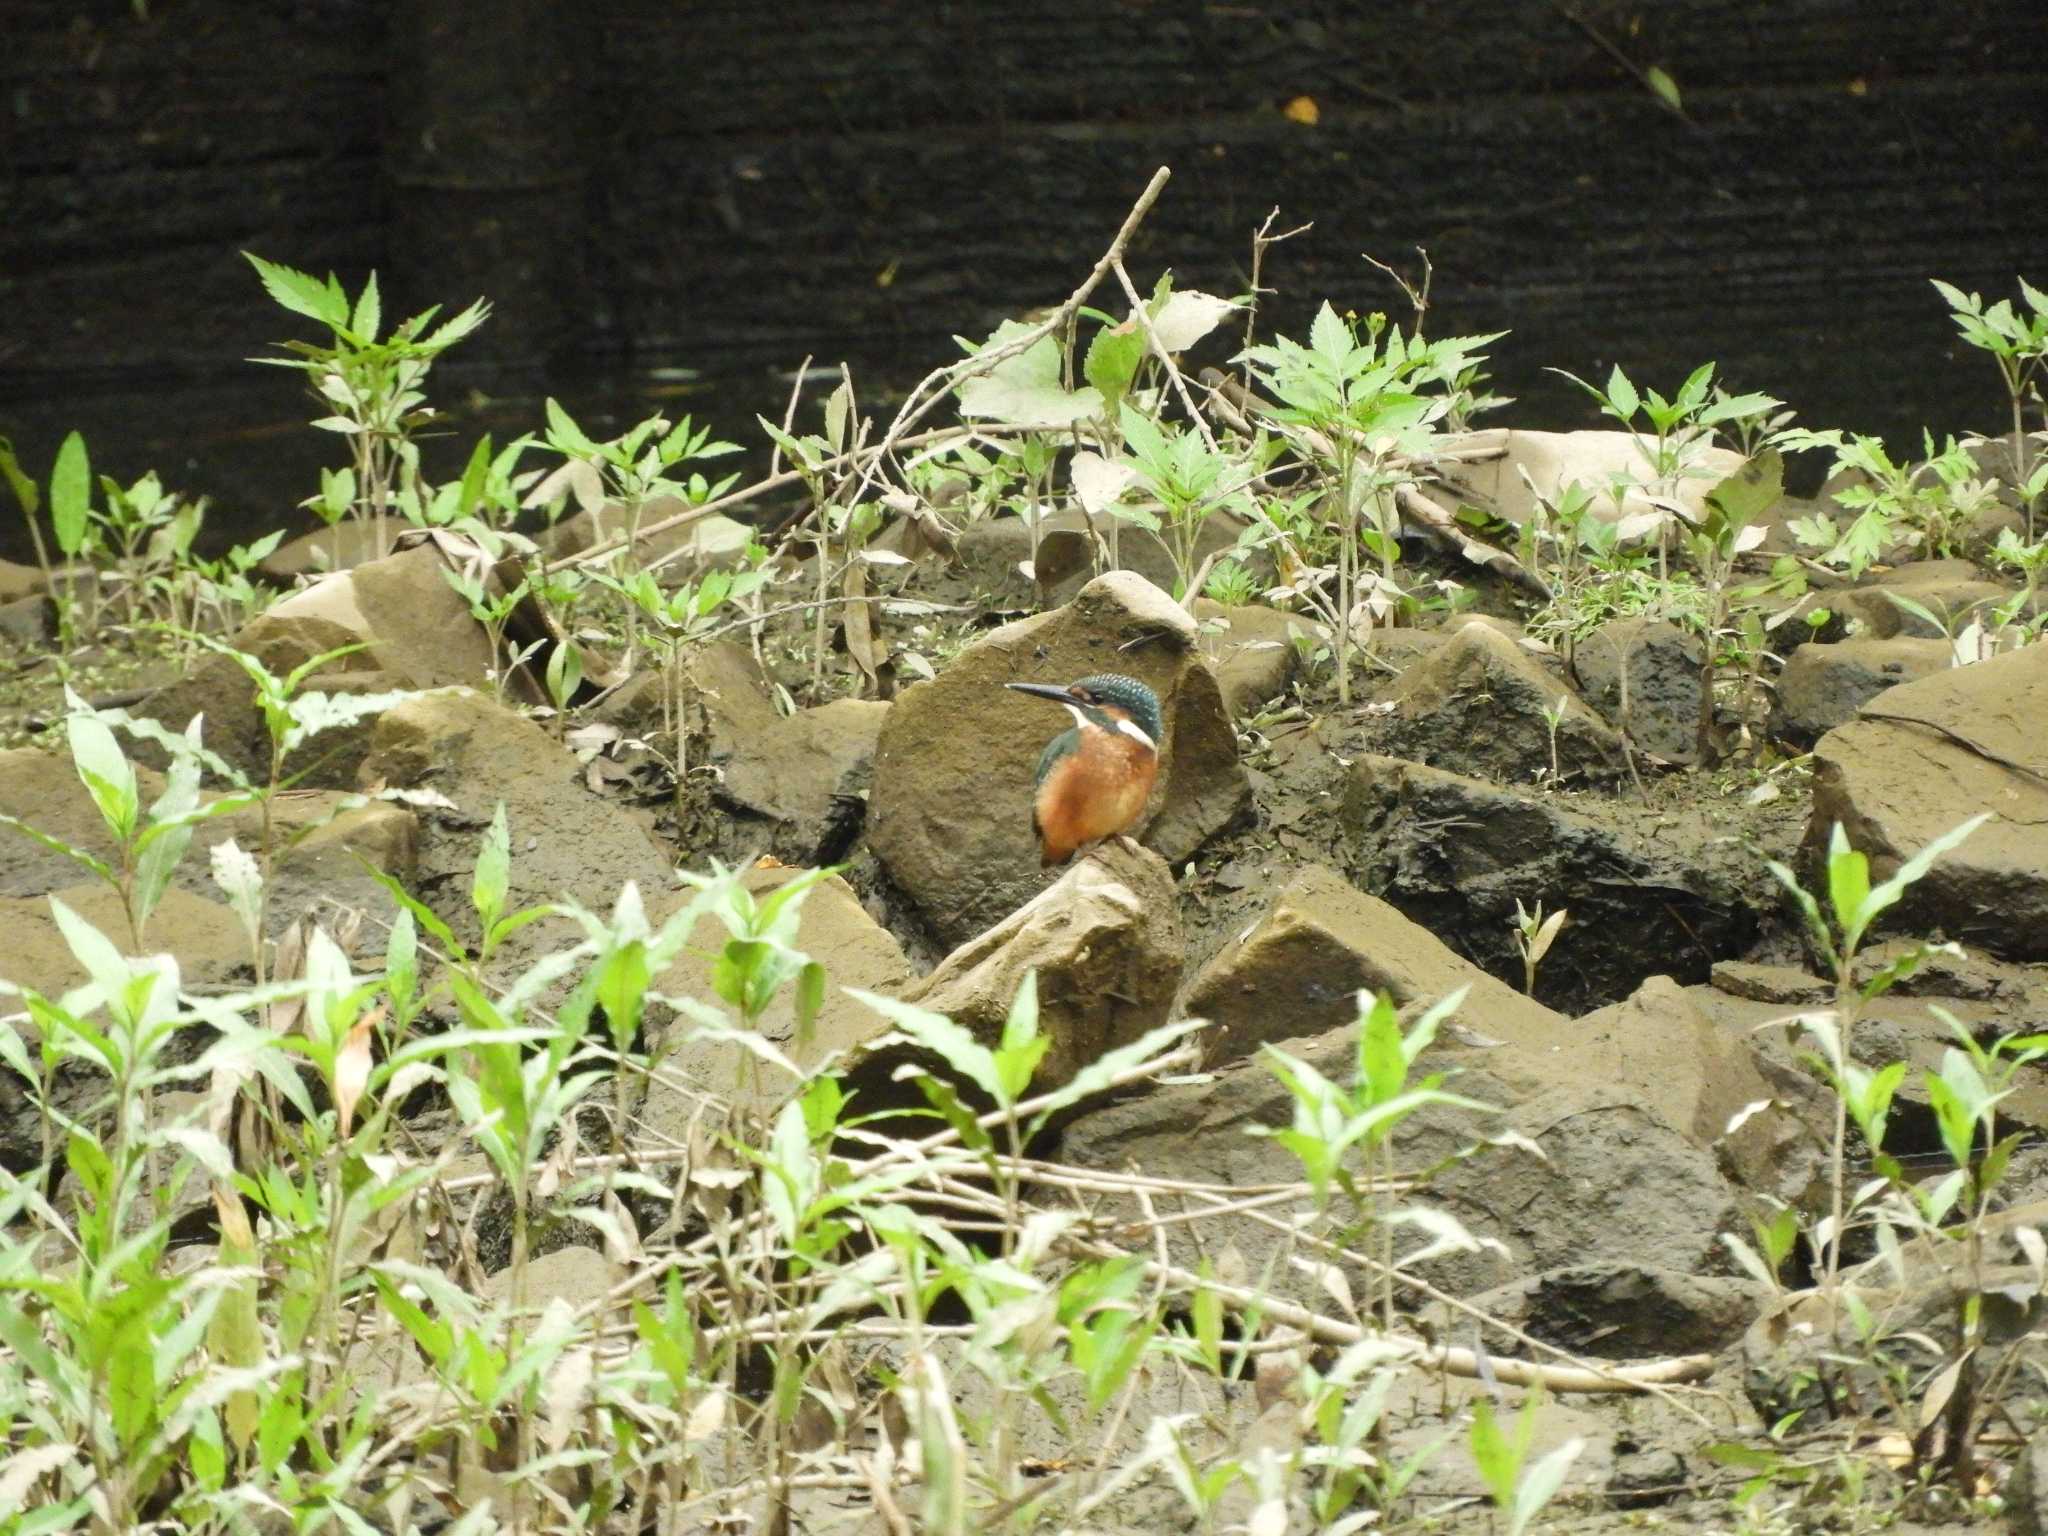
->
1004;673;1162;868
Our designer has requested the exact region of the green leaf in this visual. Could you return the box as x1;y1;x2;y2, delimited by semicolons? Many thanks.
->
545;639;582;706
50;431;91;558
1508;1436;1585;1536
1645;67;1682;112
0;436;40;519
49;897;137;1015
243;252;348;330
1083;322;1147;409
421;295;491;352
1604;365;1639;422
1358;990;1407;1107
65;693;138;843
357;858;466;962
1930;278;1976;316
1851;813;1990;947
1467;1396;1517;1507
544;397;600;459
1025;1016;1208;1135
994;971;1050;1101
352;271;382;343
1824;825;1870;940
848;989;1004;1105
1704;449;1784;535
457;433;492;517
130;730;205;938
1307;301;1351;362
383;906;418;1019
0;810;115;887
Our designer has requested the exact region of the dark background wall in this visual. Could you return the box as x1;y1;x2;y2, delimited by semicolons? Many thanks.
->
3;0;2045;557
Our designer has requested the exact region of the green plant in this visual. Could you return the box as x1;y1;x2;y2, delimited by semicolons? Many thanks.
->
1241;305;1500;703
595;546;773;805
0;690;247;948
89;467;205;627
1469;1384;1584;1536
668;861;837;1112
1510;900;1568;996
545;400;742;677
1676;448;1783;762
167;635;417;978
1932;276;2048;538
1785;430;2005;573
303;462;357;568
540;638;582;733
764;376;906;693
442;564;536;704
1202;557;1260;607
0;912;282;1527
1113;402;1264;600
245;252;491;563
1551;361;1778;588
1713;384;1803;457
151;522;285;663
1516;474;1602;668
1764;816;1988;1324
1984;524;2048;644
1254;987;1491;1336
0;429;99;648
1737;813;2048;1497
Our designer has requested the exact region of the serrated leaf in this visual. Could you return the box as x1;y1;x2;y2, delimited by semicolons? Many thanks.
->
243;252;348;329
1083;321;1147;406
544;397;599;459
1308;301;1351;361
352;272;382;343
1605;365;1639;421
422;296;491;352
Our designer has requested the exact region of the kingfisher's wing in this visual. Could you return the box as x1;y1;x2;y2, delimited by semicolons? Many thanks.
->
1034;727;1080;788
1031;727;1080;845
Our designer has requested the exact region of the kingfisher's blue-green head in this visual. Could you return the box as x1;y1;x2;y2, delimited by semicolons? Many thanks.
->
1004;672;1162;750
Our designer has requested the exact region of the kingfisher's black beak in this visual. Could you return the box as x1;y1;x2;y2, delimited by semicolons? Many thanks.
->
1005;682;1074;705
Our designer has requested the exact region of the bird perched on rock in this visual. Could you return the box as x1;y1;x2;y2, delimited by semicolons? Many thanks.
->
1004;673;1161;867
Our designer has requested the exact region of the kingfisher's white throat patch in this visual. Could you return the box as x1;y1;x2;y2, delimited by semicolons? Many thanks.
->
1067;701;1154;751
1113;716;1155;750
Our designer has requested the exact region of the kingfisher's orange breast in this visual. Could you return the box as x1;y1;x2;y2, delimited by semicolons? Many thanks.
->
1032;726;1157;866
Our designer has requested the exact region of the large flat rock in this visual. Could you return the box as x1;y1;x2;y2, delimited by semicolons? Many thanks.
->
1809;641;2048;959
